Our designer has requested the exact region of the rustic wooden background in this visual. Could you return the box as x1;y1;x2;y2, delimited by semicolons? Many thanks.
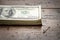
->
0;0;60;40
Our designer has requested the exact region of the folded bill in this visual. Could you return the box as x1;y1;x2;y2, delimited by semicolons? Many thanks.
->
0;5;42;25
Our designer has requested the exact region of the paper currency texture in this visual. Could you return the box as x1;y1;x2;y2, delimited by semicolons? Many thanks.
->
0;5;42;25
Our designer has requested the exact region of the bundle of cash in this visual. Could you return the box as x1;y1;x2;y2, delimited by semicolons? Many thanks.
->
0;5;42;25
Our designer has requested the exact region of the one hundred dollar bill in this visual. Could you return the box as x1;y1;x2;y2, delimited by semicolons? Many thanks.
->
0;5;42;25
0;5;41;20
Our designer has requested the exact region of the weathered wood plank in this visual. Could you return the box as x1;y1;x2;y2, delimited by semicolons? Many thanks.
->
0;0;60;8
42;9;60;19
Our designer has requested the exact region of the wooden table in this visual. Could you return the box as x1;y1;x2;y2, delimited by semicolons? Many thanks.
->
0;0;60;40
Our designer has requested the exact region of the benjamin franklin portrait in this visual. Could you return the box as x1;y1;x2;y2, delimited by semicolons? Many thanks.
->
0;7;15;18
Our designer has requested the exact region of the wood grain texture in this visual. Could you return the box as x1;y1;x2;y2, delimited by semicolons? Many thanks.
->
42;9;60;19
0;0;60;40
0;0;60;8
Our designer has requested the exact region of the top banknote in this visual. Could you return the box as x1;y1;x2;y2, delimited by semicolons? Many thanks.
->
0;5;41;20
